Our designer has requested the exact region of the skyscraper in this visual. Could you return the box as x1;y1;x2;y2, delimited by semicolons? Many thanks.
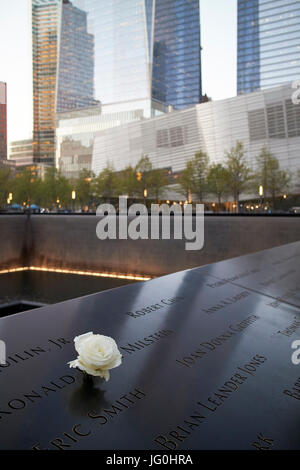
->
152;0;202;109
56;0;97;112
238;0;300;94
70;0;202;108
33;0;202;164
32;0;96;163
32;0;60;163
0;82;7;164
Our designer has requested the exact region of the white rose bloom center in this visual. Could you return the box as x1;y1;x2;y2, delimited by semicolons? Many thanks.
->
68;332;122;381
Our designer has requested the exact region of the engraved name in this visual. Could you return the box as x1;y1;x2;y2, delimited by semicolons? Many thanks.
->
0;374;75;421
125;296;184;318
201;290;251;314
0;337;71;375
261;269;296;287
120;329;174;355
283;376;300;400
154;354;268;449
251;433;274;450
221;268;260;283
277;317;300;337
32;388;147;450
176;315;259;368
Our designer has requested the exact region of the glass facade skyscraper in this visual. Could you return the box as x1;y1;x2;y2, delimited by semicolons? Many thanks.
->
238;0;300;94
56;0;98;112
32;0;98;162
33;0;202;163
69;0;202;108
32;0;60;163
0;82;7;164
152;0;202;109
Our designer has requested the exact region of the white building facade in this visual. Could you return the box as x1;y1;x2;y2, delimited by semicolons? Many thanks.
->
56;98;166;178
92;83;300;185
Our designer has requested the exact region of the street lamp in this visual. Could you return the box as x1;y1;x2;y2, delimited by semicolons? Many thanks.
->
72;190;76;212
259;185;264;208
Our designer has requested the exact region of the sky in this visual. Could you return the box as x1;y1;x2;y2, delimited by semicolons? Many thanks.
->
0;0;237;143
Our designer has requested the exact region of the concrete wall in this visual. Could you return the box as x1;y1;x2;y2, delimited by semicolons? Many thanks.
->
0;214;299;277
29;214;300;276
0;215;28;269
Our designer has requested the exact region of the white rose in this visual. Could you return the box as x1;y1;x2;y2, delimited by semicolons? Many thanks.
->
68;332;122;381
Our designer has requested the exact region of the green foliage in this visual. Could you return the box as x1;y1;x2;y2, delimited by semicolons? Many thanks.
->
147;168;169;199
135;155;153;198
94;164;119;200
92;157;168;201
253;146;291;206
134;156;169;198
11;168;36;205
0;167;12;207
75;169;95;208
296;169;300;193
0;157;169;210
179;160;194;200
190;151;209;201
118;165;140;197
225;141;251;207
179;150;209;201
207;163;230;205
1;144;295;211
41;167;72;208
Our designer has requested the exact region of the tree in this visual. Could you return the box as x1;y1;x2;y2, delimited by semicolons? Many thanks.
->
94;164;118;200
11;168;36;205
190;151;209;202
178;160;194;201
207;163;230;207
0;167;12;208
131;155;168;199
41;167;72;208
295;169;300;194
268;166;291;208
135;155;153;198
118;165;140;197
75;169;95;209
147;168;169;199
225;141;251;210
178;151;209;202
31;177;45;207
254;146;291;207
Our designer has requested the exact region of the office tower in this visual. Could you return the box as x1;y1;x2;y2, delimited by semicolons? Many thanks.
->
152;0;202;109
32;0;96;163
238;0;300;94
32;0;60;163
70;0;202;108
56;0;97;112
9;139;34;169
0;82;7;164
33;0;202;163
